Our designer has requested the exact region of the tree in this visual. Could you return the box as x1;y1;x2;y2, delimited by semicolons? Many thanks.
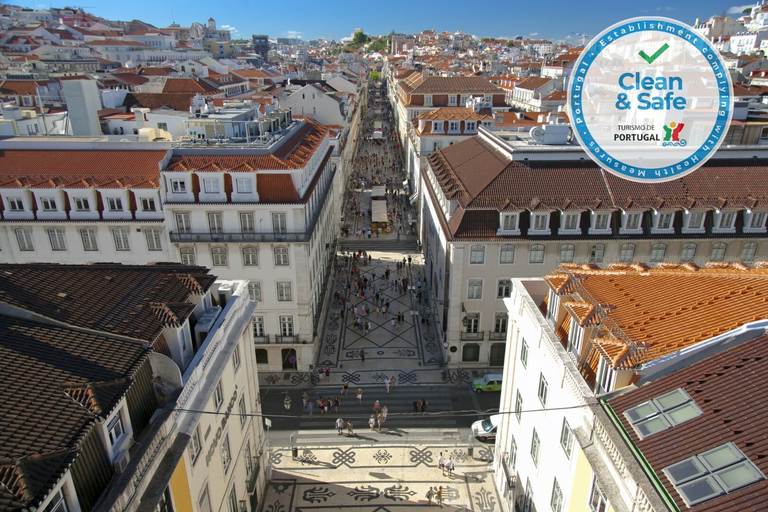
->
370;70;380;81
352;31;371;46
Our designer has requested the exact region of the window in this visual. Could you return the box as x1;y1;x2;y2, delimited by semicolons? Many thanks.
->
175;213;191;234
594;212;610;230
625;212;642;230
470;245;485;264
113;228;130;251
681;243;697;262
8;197;23;211
749;212;766;230
45;489;69;512
243;246;258;266
559;244;575;263
624;388;703;439
107;197;123;211
515;390;523;421
687;211;705;230
157;122;168;131
274;246;289;265
272;212;287;233
225;338;239;372
80;228;98;251
15;228;33;251
530;429;540;466
250;314;265;337
532;213;549;231
42;197;57;211
650;243;666;262
107;414;124;446
227;486;238;512
424;94;432;106
466;121;476;131
277;281;292;301
203;178;220;193
211;247;227;266
238;394;247;427
221;433;232;473
494;312;508;333
560;419;573;457
550;478;564;512
497;279;511;299
711;242;727;262
213;380;224;409
663;443;765;507
189;426;202;464
462;342;480;361
596;357;615;394
198;485;212;512
145;229;162;251
141;197;156;211
255;348;268;364
530;244;545;264
449;95;457;106
520;339;528;368
588;476;609;512
589;244;605;263
741;242;758;262
468;279;483;299
563;213;579;230
656;211;673;230
718;211;735;230
523;479;534;512
448;121;459;132
48;228;66;251
501;213;517;231
171;179;186;193
619;243;635;262
431;121;444;133
180;247;196;265
240;213;255;233
500;245;515;264
236;178;252;193
280;315;294;336
537;373;548;406
74;197;89;211
465;313;479;333
208;213;223;234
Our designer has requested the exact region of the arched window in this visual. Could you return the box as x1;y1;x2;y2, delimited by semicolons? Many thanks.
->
530;244;545;264
462;343;480;362
650;243;667;262
711;242;727;262
619;244;635;263
180;247;196;265
589;244;605;263
680;243;696;262
211;247;227;266
559;244;575;263
242;246;258;266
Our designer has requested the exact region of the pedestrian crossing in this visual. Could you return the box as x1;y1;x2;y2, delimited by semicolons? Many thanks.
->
339;239;418;252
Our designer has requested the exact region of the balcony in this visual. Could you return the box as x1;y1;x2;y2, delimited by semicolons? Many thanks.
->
246;459;261;493
489;331;507;341
460;331;485;341
254;334;270;344
275;335;304;344
170;231;309;244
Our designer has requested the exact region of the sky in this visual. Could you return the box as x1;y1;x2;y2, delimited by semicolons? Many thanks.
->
15;1;758;42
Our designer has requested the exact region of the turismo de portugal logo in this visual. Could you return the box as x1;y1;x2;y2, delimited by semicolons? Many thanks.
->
568;17;733;183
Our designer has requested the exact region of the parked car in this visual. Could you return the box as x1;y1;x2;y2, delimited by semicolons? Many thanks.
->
472;373;503;392
472;414;501;442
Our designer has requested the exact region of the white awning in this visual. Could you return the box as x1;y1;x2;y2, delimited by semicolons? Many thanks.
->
371;200;388;223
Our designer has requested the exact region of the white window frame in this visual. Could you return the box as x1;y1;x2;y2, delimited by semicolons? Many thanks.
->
520;339;528;368
680;243;697;262
42;197;57;211
141;197;156;212
531;429;540;466
253;315;265;337
203;178;220;194
561;212;580;232
530;213;550;233
74;197;90;212
180;247;196;265
711;242;727;261
175;212;191;234
211;246;227;266
80;228;98;251
746;211;767;232
741;242;758;262
560;418;573;457
145;228;162;251
537;373;548;406
248;281;261;301
448;120;460;133
470;245;486;264
189;425;202;465
243;246;258;266
714;210;736;233
208;212;223;234
515;390;523;422
622;211;643;232
683;210;706;233
48;228;66;251
280;315;294;336
588;476;609;512
221;432;232;473
240;213;255;234
274;246;289;266
559;244;575;263
232;343;241;371
465;120;477;132
650;243;666;263
529;244;545;264
107;413;124;447
112;228;130;251
468;279;483;300
8;197;24;211
272;212;287;233
239;395;247;428
550;478;564;512
500;213;519;234
448;95;457;106
171;178;187;193
432;120;444;132
596;357;615;394
16;228;34;251
236;178;253;193
497;278;511;299
589;243;605;263
589;211;611;234
619;243;635;262
213;380;224;409
107;197;123;211
653;210;675;232
424;94;433;106
500;244;515;264
277;281;292;301
494;312;508;333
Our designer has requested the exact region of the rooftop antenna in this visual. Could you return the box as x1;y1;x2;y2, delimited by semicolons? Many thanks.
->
171;8;175;24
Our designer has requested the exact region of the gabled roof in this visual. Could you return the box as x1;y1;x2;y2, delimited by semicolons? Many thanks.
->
0;263;215;344
609;333;768;511
417;107;492;121
162;78;219;95
399;74;502;95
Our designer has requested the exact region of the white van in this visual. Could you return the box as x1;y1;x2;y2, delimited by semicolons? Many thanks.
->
471;414;501;442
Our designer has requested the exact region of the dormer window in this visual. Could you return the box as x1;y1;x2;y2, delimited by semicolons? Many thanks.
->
74;197;90;211
589;211;611;234
236;178;252;194
432;121;444;133
465;121;476;132
448;95;457;106
107;197;123;211
623;211;642;231
424;94;433;106
714;211;736;233
653;211;675;232
530;212;551;234
41;198;57;211
499;212;520;234
745;211;767;232
560;212;580;233
203;178;220;194
448;121;460;133
683;210;705;233
8;197;24;211
171;179;187;193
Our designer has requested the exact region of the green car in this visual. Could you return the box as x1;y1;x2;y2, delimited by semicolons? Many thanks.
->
472;374;503;392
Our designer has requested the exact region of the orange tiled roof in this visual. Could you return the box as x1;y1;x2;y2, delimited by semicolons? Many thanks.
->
546;265;768;369
417;107;492;121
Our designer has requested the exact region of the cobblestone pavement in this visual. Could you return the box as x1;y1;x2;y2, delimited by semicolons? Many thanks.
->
262;444;500;512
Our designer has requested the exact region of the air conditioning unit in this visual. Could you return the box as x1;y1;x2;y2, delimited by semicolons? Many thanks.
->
113;448;131;474
194;306;221;349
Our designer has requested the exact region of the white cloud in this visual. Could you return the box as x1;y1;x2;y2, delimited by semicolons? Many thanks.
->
220;24;239;35
530;32;539;36
285;30;304;39
727;4;753;14
656;6;675;11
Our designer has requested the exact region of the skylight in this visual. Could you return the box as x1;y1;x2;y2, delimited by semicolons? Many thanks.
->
663;443;765;507
624;388;702;439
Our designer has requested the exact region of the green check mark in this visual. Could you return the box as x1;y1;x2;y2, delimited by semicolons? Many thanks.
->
638;43;669;64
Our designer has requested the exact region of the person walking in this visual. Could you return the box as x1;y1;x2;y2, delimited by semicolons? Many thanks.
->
426;487;435;506
421;398;428;416
325;366;330;378
302;391;309;410
369;415;376;430
446;457;455;476
436;487;443;508
385;379;391;394
374;400;381;414
347;420;354;435
308;400;314;417
336;417;344;435
360;349;366;362
357;388;363;404
438;452;445;474
334;396;340;413
382;405;388;425
413;398;420;414
343;382;349;396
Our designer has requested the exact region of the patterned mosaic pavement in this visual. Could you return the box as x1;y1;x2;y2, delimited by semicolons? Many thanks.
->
262;444;499;511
